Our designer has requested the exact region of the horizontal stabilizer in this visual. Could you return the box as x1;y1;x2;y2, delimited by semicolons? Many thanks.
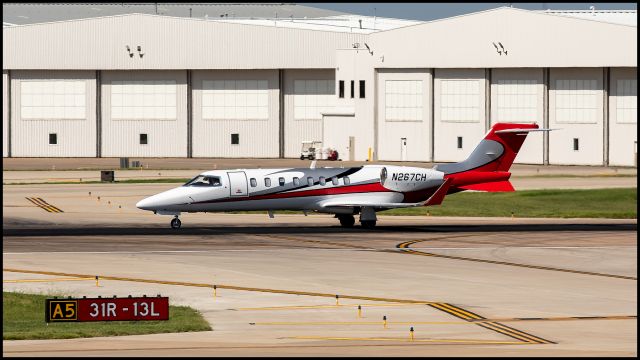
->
459;180;515;192
494;128;556;134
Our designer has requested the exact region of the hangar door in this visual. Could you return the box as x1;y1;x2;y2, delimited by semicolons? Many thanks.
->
490;69;544;164
549;68;604;165
609;67;637;167
376;69;431;162
283;69;338;158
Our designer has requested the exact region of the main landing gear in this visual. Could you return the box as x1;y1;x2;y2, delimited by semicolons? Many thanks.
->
170;216;181;229
338;214;355;227
336;207;378;229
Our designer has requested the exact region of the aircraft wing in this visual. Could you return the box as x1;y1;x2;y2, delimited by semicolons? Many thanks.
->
318;178;453;209
318;200;424;209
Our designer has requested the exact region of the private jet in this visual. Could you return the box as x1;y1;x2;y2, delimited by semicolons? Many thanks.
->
136;123;547;229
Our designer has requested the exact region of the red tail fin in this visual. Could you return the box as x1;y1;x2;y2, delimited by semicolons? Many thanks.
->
435;123;539;175
478;123;539;172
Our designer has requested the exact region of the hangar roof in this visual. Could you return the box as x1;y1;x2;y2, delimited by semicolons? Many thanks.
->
535;9;637;27
2;3;346;25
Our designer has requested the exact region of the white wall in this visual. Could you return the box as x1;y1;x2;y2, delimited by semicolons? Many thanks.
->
490;68;544;164
192;70;279;158
376;69;432;161
549;68;604;165
433;68;487;163
322;114;374;161
283;69;335;158
10;70;96;157
101;70;187;157
3;71;8;157
609;67;637;166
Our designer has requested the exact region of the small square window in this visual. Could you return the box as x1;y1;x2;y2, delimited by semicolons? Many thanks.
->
49;133;57;145
359;80;365;98
319;176;326;186
279;177;285;186
339;81;345;98
331;177;339;185
264;178;271;187
573;138;579;151
231;133;239;145
457;136;463;149
307;177;314;186
350;80;355;99
343;177;350;185
293;177;300;186
250;178;257;187
140;133;148;145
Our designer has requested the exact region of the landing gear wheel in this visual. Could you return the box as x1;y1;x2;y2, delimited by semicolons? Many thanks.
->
170;217;181;229
309;155;315;160
338;215;355;227
361;220;376;229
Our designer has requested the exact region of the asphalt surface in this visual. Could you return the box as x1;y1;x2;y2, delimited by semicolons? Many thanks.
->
2;181;637;356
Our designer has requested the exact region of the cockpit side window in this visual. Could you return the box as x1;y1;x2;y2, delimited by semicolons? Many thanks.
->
184;175;221;187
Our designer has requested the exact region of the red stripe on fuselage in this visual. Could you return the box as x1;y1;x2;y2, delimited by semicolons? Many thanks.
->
193;182;393;204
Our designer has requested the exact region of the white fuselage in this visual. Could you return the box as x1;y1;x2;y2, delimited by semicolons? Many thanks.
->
136;165;445;216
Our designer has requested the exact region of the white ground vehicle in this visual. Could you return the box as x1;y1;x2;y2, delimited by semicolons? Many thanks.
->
300;140;322;160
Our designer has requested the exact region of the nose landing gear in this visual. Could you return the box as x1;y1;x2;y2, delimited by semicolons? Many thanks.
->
170;216;181;229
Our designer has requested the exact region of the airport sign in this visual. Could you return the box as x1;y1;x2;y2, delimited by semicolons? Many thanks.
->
46;296;169;322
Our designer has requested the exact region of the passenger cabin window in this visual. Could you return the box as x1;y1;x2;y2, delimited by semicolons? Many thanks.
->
185;175;222;187
49;133;57;145
293;177;300;186
307;177;314;186
319;176;326;185
332;177;339;185
343;177;351;185
264;178;272;187
279;177;286;186
250;178;257;187
339;81;345;98
359;80;366;98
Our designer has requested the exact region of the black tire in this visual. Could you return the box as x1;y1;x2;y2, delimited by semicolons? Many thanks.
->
300;155;305;160
309;155;315;160
361;220;376;229
338;215;355;227
170;218;181;229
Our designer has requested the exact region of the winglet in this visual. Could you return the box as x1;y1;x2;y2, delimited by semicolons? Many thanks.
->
424;178;453;206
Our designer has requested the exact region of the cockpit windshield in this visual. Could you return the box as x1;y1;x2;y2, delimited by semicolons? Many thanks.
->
184;175;222;187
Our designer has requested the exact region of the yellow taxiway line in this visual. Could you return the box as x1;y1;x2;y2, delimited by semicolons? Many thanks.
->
288;336;526;345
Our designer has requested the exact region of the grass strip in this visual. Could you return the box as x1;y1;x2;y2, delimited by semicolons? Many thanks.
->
384;188;637;219
3;292;211;340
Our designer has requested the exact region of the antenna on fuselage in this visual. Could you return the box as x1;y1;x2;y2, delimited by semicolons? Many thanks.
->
310;160;317;169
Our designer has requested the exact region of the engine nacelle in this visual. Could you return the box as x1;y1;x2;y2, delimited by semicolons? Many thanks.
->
380;166;444;192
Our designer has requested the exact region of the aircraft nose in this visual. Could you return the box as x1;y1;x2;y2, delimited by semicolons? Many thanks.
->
136;196;157;210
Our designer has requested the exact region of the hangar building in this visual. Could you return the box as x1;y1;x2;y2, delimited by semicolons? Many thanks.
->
3;4;637;166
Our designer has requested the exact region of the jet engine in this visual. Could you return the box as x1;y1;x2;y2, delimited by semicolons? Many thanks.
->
380;166;444;192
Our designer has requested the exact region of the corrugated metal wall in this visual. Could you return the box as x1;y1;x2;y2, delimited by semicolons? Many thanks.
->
490;68;544;164
548;68;604;165
283;69;335;158
433;68;487;163
3;14;368;70
10;70;96;157
608;67;637;166
100;70;187;157
191;70;279;158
